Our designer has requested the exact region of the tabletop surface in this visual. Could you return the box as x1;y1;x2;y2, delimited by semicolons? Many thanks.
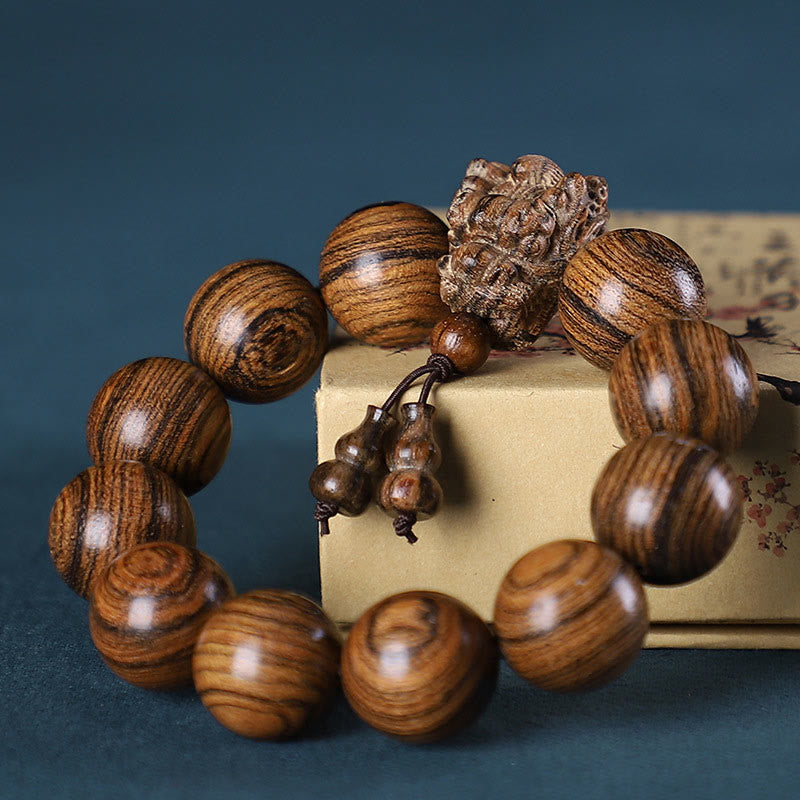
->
2;1;800;798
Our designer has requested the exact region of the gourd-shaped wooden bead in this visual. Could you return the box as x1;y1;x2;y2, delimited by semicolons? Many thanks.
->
378;403;442;540
341;590;498;742
89;542;234;689
319;202;450;346
309;405;395;516
193;590;341;740
591;433;743;585
609;318;760;452
184;260;329;403
49;461;196;599
86;357;232;494
430;312;492;374
494;540;648;692
559;228;707;369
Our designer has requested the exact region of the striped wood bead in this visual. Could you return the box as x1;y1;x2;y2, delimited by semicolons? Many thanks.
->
341;590;498;742
608;318;760;452
89;542;234;689
319;202;450;346
184;260;328;404
49;461;196;598
86;357;232;495
494;540;648;692
591;434;743;585
193;590;341;739
559;228;707;369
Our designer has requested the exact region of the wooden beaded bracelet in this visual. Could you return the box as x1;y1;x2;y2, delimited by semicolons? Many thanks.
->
48;153;791;743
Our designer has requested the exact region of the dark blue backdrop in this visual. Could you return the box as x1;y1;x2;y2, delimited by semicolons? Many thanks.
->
2;1;799;797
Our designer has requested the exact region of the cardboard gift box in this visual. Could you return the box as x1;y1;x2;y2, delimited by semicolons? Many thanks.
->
316;211;800;647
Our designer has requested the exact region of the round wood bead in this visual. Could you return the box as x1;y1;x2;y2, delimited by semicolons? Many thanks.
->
559;228;707;369
341;590;498;742
49;461;196;599
494;540;648;692
89;542;234;689
591;434;743;585
609;318;760;452
430;312;492;374
86;357;232;495
184;260;328;404
193;590;341;739
319;202;450;346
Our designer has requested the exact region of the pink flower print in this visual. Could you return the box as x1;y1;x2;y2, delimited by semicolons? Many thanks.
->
774;541;788;557
737;475;752;501
758;533;770;550
748;504;773;528
753;461;767;476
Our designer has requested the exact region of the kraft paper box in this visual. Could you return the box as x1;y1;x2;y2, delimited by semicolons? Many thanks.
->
316;211;800;648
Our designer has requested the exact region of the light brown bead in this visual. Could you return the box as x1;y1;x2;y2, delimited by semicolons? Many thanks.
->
319;202;450;346
559;228;707;369
341;590;498;742
193;590;341;739
592;434;743;584
430;312;492;374
89;542;234;689
184;260;328;404
609;318;760;452
49;461;196;599
494;540;648;692
86;357;232;495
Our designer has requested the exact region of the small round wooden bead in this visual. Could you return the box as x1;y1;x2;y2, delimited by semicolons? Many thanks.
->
184;260;329;404
609;318;760;452
319;202;450;346
193;590;341;740
89;542;234;689
559;228;707;369
494;540;648;692
591;434;743;585
86;357;232;494
341;590;498;742
49;461;196;599
430;312;492;374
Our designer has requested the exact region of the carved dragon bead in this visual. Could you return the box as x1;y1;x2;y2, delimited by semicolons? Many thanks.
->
439;155;609;350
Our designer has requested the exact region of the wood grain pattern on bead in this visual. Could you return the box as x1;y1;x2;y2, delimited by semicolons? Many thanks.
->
430;312;492;374
49;461;196;598
184;260;328;404
494;540;648;692
609;318;760;452
319;202;449;346
378;403;442;542
559;228;707;369
341;590;498;742
193;590;341;739
310;405;395;516
86;357;232;494
439;155;609;350
591;434;743;585
89;542;233;689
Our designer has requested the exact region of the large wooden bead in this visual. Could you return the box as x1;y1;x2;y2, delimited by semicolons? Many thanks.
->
49;461;196;598
89;542;234;689
430;312;492;374
591;434;743;585
319;202;450;346
609;318;760;452
193;590;341;739
559;228;707;369
341;591;498;742
494;540;648;692
86;357;232;494
184;260;328;404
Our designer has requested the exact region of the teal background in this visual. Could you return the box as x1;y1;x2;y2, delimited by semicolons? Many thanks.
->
2;0;799;797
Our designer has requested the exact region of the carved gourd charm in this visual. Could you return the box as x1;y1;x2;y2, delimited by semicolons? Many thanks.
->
309;405;395;534
378;402;442;543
